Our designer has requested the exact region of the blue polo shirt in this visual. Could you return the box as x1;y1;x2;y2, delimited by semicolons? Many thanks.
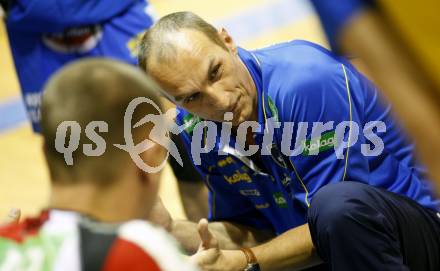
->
175;40;439;235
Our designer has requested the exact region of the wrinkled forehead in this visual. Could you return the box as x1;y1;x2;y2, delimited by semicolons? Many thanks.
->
149;29;215;65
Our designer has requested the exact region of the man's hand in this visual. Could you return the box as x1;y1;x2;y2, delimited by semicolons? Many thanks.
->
197;219;218;250
191;219;247;271
2;208;21;226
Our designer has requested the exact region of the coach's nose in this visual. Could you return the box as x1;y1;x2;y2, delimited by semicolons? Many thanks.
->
204;85;230;110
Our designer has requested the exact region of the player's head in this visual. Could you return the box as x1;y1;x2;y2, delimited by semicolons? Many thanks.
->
138;11;258;125
41;58;166;219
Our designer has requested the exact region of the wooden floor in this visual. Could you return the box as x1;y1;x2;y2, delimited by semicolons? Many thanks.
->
0;0;327;219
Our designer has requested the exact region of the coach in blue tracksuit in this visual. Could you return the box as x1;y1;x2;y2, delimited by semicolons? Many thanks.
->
138;12;440;271
4;0;156;132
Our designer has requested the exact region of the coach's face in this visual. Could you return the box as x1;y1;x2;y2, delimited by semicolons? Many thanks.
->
148;28;258;125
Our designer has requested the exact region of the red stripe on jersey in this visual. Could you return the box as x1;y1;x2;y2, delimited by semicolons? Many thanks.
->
0;210;49;243
102;238;162;271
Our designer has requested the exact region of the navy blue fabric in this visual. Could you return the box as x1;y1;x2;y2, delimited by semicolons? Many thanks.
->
308;181;440;271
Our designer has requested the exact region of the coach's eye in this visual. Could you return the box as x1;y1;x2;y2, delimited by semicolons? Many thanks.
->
184;92;200;104
209;64;222;81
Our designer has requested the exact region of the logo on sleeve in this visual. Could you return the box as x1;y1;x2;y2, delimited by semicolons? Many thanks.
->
273;192;288;208
224;170;252;184
255;203;270;209
302;131;336;156
217;156;235;167
267;143;289;169
267;96;279;122
182;114;202;134
239;189;261;197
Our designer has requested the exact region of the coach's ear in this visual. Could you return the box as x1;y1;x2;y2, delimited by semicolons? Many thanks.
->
218;27;237;54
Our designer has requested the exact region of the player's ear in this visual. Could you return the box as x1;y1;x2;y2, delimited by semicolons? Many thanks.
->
137;166;150;185
140;141;168;173
218;27;237;54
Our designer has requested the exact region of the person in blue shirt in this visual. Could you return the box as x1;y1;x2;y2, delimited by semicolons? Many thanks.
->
138;11;440;271
4;0;156;132
310;0;440;195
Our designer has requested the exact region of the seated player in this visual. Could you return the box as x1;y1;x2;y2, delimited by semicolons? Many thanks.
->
0;59;197;271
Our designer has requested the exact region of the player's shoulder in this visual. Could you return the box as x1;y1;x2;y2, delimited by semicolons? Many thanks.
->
0;210;51;242
116;220;181;253
253;41;354;122
255;39;340;67
0;210;81;270
260;41;347;90
258;41;342;96
105;220;196;271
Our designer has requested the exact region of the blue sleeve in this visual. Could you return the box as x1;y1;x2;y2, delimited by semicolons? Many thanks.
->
203;167;273;230
310;0;371;49
6;0;140;32
275;59;370;202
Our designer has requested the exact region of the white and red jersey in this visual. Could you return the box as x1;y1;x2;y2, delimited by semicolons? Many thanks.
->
0;210;198;271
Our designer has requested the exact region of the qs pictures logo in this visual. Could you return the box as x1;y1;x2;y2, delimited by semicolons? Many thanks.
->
54;97;190;173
